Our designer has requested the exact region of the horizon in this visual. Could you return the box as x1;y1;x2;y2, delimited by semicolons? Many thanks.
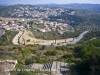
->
0;0;100;4
1;3;100;5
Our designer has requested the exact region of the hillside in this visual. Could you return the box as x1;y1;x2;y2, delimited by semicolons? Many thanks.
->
0;4;100;32
0;30;18;45
0;31;100;75
0;4;100;75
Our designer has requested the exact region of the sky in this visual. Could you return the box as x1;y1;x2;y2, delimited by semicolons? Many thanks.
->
0;0;100;4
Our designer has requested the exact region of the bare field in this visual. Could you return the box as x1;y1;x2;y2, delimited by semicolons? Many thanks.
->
19;30;74;45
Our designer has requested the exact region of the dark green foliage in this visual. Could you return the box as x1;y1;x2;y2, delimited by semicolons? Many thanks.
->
74;39;100;75
56;46;69;51
25;58;34;65
62;54;74;59
75;60;91;75
82;39;100;47
49;14;84;26
45;50;57;56
81;31;100;41
7;21;12;25
41;45;46;50
13;47;17;49
13;70;35;75
27;21;34;25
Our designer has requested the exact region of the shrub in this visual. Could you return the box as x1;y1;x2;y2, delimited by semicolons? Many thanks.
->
62;54;74;59
22;48;32;58
41;45;46;50
45;50;57;56
25;58;34;65
56;46;67;51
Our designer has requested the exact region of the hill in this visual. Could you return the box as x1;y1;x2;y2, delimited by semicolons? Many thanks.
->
0;4;100;32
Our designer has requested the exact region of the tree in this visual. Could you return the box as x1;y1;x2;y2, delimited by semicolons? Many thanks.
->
74;40;100;75
7;21;12;25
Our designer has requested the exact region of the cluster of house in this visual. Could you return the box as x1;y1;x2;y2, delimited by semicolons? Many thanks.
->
37;21;72;34
0;20;25;31
0;17;73;34
8;5;75;18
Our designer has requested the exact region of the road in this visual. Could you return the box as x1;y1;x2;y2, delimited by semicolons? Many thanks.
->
12;31;24;45
57;31;89;46
34;31;89;46
13;30;88;46
0;29;5;37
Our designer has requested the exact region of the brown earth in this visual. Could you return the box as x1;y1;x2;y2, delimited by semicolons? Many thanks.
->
19;30;74;45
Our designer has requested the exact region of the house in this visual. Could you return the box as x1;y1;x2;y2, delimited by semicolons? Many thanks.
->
39;29;46;32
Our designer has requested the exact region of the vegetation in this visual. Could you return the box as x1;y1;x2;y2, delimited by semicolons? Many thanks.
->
1;4;100;75
0;30;100;75
80;31;100;41
30;28;82;40
45;50;57;56
62;54;74;59
25;58;34;65
0;30;18;45
70;39;100;75
22;48;32;58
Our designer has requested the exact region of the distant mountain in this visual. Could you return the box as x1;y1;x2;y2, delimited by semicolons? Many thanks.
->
34;4;100;12
0;4;10;6
0;4;100;12
62;4;100;12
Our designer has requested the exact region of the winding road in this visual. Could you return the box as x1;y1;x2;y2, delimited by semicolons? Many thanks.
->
12;30;88;46
56;31;89;46
12;31;24;45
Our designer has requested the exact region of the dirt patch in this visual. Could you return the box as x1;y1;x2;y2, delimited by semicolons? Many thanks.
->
19;30;73;45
